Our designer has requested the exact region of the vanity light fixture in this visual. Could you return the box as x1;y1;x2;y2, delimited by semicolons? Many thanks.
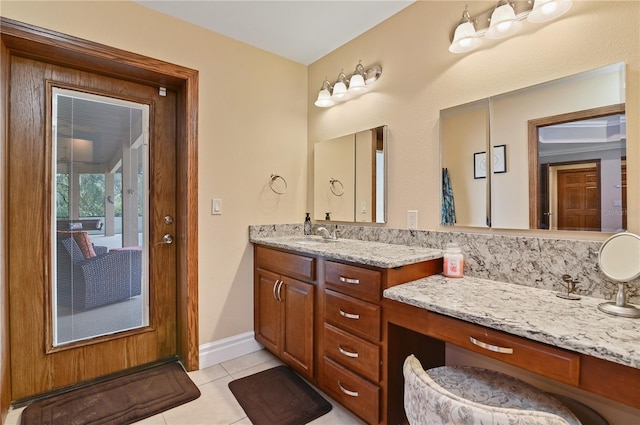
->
314;61;382;108
449;0;572;53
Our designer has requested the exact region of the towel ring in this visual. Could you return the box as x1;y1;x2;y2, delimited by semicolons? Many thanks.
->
329;178;344;196
269;174;288;194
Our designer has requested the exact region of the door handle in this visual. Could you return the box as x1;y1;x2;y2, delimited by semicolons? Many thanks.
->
155;234;174;245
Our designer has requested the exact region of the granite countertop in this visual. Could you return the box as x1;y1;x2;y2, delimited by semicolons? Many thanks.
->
384;275;640;369
250;235;442;268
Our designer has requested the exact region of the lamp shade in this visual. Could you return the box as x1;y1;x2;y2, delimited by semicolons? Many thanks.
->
348;73;366;93
449;21;482;53
331;71;350;101
486;3;523;39
527;0;572;23
348;61;367;93
314;88;334;107
314;79;335;107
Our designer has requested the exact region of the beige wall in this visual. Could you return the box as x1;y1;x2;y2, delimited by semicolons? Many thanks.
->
308;1;640;239
1;1;308;346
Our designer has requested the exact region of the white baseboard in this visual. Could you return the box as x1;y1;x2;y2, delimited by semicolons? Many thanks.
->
198;331;264;370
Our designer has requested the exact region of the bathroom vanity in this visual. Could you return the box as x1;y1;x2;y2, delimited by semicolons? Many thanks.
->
251;234;640;424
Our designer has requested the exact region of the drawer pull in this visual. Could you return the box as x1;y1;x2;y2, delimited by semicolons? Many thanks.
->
338;345;359;358
339;276;360;284
469;336;513;354
339;309;360;320
272;280;280;301
337;380;359;397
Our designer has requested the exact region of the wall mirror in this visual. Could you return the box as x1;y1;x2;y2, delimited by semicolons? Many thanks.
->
440;62;626;232
314;126;387;223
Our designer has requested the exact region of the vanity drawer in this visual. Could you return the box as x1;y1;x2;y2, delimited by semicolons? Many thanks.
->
325;289;381;342
429;313;581;386
255;245;315;281
323;356;380;425
325;261;381;303
323;323;380;382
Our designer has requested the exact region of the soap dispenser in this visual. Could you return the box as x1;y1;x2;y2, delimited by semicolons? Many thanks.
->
304;213;312;235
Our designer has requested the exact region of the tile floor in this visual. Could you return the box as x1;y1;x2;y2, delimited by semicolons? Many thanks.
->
4;350;366;425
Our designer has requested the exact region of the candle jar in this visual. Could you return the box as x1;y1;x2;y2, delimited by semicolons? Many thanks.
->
443;243;464;278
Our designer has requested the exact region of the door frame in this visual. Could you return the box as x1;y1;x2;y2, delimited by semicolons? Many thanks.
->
0;16;199;406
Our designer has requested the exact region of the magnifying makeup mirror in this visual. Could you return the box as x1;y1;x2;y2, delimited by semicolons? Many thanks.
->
597;232;640;318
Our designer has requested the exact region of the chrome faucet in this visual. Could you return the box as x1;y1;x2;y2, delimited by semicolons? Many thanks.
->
316;226;338;240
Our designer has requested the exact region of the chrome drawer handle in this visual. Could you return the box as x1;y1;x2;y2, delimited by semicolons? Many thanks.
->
338;345;359;358
338;380;359;397
339;276;360;284
339;309;360;320
469;336;513;354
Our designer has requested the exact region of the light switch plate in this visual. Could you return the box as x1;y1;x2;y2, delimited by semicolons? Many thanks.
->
407;210;418;229
212;198;222;215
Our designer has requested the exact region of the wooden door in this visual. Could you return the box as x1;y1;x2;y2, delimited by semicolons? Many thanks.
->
8;55;177;400
281;277;314;378
557;167;601;231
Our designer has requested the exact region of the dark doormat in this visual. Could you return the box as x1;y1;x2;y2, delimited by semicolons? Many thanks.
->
228;365;332;425
20;361;200;425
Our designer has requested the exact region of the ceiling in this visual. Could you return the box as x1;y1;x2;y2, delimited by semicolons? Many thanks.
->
132;0;415;65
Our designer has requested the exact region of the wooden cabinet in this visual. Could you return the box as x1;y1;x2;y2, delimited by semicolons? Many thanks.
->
253;243;441;424
320;260;386;424
254;246;316;379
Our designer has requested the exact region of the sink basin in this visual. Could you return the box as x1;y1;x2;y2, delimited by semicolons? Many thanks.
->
295;240;324;246
287;236;340;246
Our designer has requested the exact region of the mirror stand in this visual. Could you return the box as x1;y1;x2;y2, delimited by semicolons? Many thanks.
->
598;283;640;318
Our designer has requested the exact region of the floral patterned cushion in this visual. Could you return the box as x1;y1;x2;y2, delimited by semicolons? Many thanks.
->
403;355;581;425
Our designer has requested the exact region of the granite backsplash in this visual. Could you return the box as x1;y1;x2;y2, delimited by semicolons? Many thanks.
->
249;224;640;304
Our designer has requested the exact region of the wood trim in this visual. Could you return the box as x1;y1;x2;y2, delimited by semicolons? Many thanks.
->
0;36;11;425
528;103;625;229
0;17;199;380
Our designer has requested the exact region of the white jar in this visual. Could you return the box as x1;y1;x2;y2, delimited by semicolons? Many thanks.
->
443;243;464;278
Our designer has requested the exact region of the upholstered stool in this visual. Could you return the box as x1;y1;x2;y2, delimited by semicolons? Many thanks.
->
403;355;581;425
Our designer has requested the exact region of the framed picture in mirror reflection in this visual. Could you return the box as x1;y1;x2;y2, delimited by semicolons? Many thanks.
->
474;152;486;179
493;144;507;174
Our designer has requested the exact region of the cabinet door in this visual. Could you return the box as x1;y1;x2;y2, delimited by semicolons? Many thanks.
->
281;277;315;378
255;268;281;354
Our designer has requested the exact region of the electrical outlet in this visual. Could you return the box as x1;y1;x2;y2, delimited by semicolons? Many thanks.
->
407;210;418;229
